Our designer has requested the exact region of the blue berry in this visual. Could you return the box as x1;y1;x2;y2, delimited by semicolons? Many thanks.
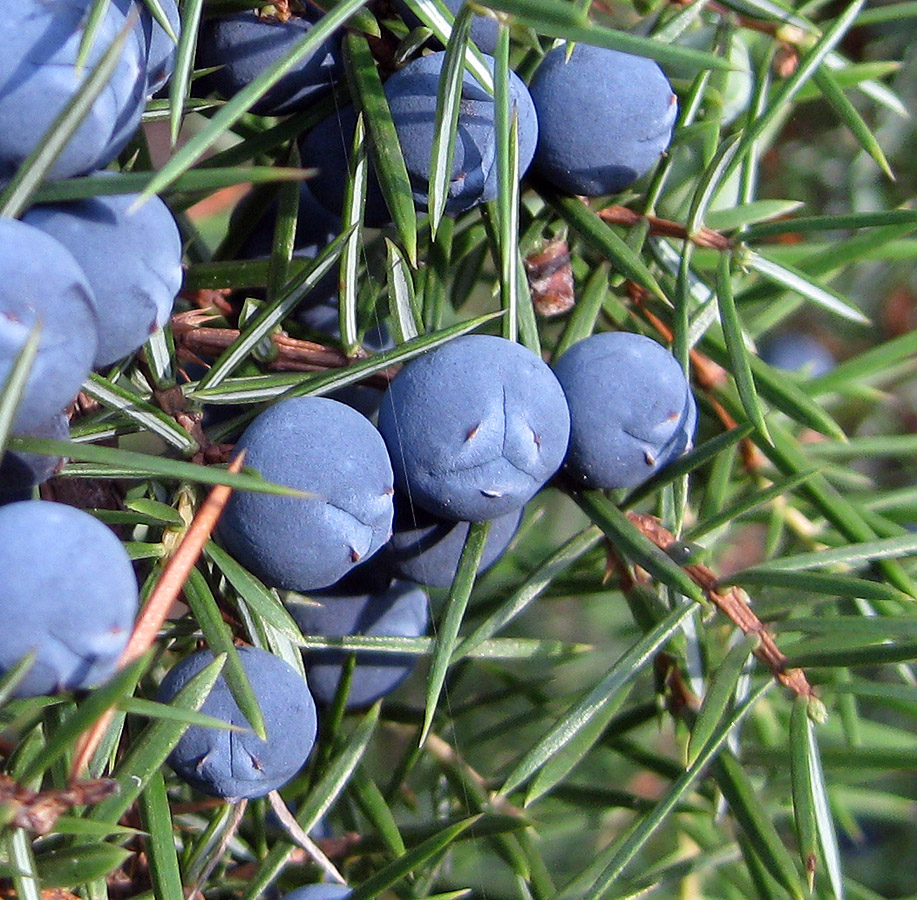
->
157;647;318;801
134;0;181;94
283;886;351;900
759;333;835;377
317;556;394;598
0;218;98;433
660;388;698;464
552;332;695;489
382;498;522;587
386;51;537;215
301;52;538;219
529;43;678;196
377;334;570;521
0;413;69;505
23;188;183;366
218;397;395;591
0;500;137;697
298;104;393;227
197;9;344;116
111;0;180;95
288;580;428;708
0;0;147;182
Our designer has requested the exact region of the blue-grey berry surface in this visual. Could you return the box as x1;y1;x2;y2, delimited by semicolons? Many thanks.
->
298;104;393;227
759;332;835;377
0;413;69;505
283;886;351;900
197;9;343;116
385;51;538;215
316;555;394;598
288;579;428;708
129;0;181;94
111;0;180;95
552;332;695;490
218;397;395;591
529;43;678;196
157;647;318;801
377;334;570;521
0;0;147;182
0;500;138;697
300;51;538;220
382;498;523;587
658;388;697;465
23;189;183;366
0;218;99;432
392;0;499;54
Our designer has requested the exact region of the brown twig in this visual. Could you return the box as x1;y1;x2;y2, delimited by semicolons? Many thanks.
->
0;774;118;835
133;354;212;458
171;312;397;388
599;205;731;251
626;511;817;701
175;325;345;370
185;288;235;316
69;453;247;781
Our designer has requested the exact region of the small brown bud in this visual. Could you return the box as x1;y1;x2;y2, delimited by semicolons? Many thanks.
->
525;237;575;317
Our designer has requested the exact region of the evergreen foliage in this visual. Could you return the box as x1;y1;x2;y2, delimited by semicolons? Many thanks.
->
0;1;916;899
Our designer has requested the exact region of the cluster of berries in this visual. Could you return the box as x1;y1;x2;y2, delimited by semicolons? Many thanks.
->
0;1;180;183
210;328;695;754
0;4;186;727
197;3;678;229
218;331;694;590
0;0;696;850
0;0;184;494
0;1;185;713
143;325;699;805
160;7;687;816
